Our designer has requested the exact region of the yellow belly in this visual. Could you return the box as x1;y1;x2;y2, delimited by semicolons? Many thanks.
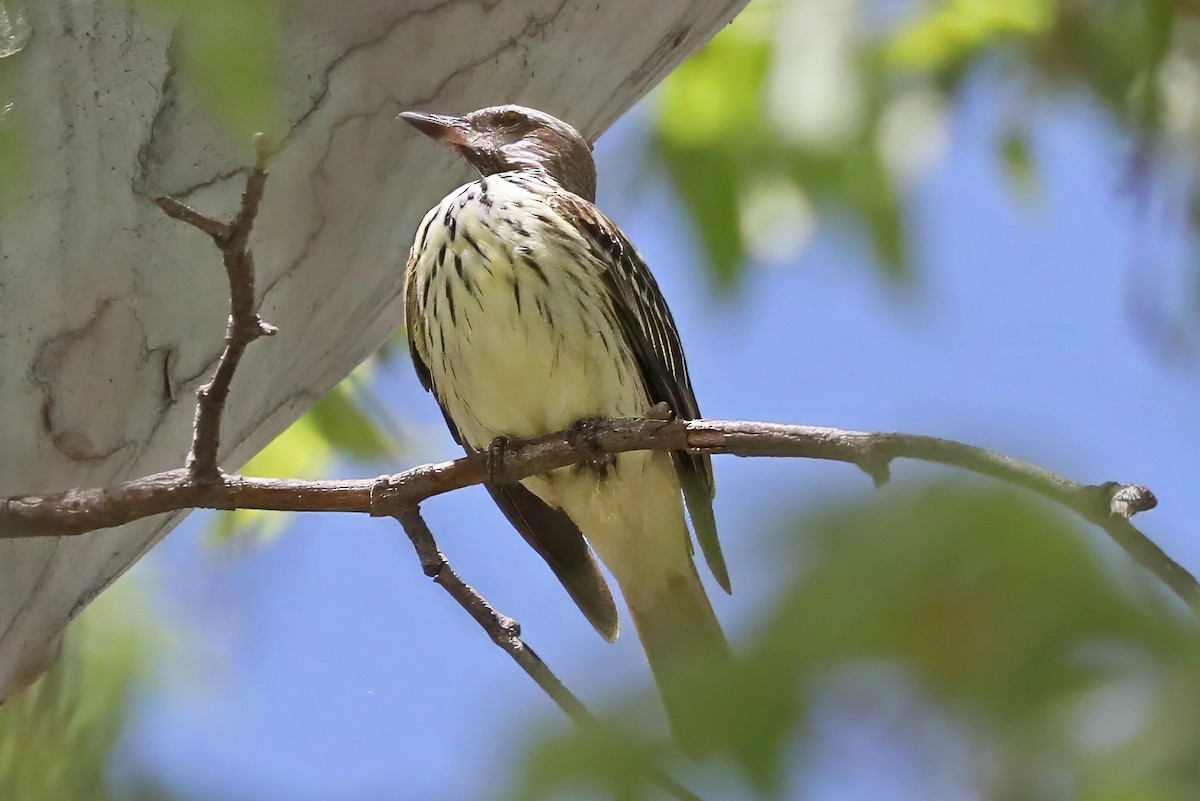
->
413;176;647;450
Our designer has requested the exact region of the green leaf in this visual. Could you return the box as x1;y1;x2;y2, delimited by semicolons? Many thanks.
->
656;22;769;147
306;380;398;462
654;21;771;288
653;2;912;284
0;18;31;212
884;0;1054;71
513;723;665;801
655;136;746;287
0;580;177;800
132;0;284;142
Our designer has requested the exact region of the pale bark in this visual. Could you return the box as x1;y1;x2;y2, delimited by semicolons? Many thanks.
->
0;0;748;699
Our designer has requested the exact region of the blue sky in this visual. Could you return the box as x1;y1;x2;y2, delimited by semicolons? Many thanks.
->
112;70;1200;800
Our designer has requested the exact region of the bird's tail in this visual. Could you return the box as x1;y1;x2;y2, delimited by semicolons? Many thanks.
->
623;562;729;756
550;450;729;755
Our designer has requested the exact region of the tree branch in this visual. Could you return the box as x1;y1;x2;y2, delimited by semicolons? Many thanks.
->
393;505;593;723
0;418;1190;607
153;134;278;483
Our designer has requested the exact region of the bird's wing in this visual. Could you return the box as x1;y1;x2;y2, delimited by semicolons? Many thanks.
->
485;483;618;640
548;192;730;594
403;238;619;638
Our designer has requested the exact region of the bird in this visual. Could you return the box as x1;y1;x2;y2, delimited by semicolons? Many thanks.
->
398;104;730;747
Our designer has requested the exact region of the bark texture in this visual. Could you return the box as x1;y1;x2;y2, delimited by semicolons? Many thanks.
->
0;0;748;699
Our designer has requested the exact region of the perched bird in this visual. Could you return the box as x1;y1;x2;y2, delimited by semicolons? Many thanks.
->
399;105;730;745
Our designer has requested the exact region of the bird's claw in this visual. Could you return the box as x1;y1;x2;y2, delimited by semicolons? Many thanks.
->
568;417;617;476
487;435;512;484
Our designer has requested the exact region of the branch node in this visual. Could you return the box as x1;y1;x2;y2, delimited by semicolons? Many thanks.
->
859;456;892;488
368;474;394;517
422;557;443;579
253;132;277;168
1109;482;1158;518
184;460;224;486
645;401;675;422
494;614;521;640
153;195;231;241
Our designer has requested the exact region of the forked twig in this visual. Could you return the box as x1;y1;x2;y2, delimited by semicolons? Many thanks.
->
153;134;278;483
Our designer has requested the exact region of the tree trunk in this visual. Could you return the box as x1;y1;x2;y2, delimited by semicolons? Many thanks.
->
0;0;748;699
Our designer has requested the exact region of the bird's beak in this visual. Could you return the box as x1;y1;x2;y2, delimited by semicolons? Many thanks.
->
398;111;471;147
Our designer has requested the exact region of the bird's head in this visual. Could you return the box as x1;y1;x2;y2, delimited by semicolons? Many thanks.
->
399;104;597;202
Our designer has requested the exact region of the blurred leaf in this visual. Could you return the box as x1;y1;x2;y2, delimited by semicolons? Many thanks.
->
307;379;398;461
210;393;333;544
132;0;283;142
657;22;768;147
513;722;666;801
657;137;746;286
885;0;1054;71
210;362;401;544
784;139;908;277
1000;125;1039;201
650;0;1200;312
653;0;911;285
1045;0;1173;132
655;24;770;287
0;581;177;800
517;483;1200;799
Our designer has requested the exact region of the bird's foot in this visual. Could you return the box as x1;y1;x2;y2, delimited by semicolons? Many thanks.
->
486;435;512;484
567;417;617;476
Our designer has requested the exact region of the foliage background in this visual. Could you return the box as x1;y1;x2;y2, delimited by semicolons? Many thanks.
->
5;0;1200;798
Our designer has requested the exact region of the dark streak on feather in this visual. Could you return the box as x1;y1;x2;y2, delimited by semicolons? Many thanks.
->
421;275;433;309
444;278;457;325
462;230;488;261
522;256;549;285
535;296;554;327
417;215;433;253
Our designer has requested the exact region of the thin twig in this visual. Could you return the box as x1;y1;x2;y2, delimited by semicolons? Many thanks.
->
154;134;278;483
1;418;1191;608
392;505;701;801
394;506;593;724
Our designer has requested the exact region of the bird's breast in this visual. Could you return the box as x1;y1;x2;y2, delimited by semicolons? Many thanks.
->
410;176;646;449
